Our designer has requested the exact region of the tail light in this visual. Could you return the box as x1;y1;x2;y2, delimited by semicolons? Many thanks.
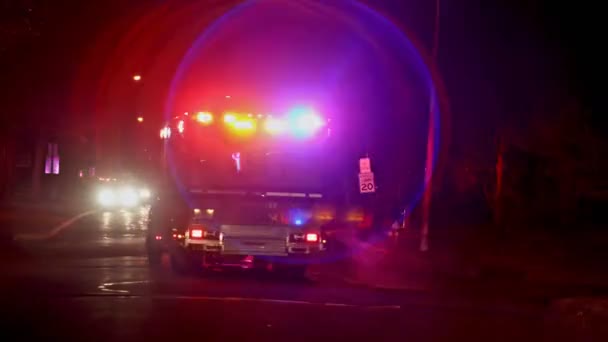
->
289;233;320;243
188;225;220;240
305;233;319;242
190;228;203;239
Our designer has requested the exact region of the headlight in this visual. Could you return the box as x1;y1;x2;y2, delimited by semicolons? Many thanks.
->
119;187;139;207
98;189;116;206
139;188;151;199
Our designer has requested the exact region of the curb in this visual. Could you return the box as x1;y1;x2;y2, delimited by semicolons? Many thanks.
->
313;266;433;293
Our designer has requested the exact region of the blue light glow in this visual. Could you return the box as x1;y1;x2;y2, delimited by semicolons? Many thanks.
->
287;107;324;138
294;218;303;226
162;0;443;246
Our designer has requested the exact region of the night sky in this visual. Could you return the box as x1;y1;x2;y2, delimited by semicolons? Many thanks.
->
0;0;597;148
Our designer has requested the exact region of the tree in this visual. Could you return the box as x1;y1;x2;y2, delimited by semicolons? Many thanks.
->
0;0;47;199
486;96;604;227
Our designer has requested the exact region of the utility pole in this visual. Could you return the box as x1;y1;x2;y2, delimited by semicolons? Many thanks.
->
420;0;441;252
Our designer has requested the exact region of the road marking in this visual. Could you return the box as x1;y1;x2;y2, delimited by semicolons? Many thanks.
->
14;209;98;241
96;280;401;310
163;296;321;306
98;280;150;294
103;294;402;310
365;305;402;310
324;302;351;307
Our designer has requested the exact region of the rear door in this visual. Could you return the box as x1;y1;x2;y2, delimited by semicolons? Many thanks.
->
216;199;289;256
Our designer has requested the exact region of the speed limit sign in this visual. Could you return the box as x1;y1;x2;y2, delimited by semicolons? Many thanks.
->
358;172;375;193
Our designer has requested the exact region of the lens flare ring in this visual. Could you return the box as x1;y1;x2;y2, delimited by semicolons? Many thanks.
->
163;0;446;264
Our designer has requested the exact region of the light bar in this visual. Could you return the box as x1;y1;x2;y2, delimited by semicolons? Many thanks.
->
264;117;286;135
233;120;254;130
287;107;325;137
293;113;324;135
190;229;203;239
196;112;213;124
224;113;237;123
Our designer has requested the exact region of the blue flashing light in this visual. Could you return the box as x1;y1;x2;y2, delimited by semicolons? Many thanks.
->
287;107;324;138
294;218;303;226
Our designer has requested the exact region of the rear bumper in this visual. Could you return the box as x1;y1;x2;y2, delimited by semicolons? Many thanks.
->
188;251;321;268
184;239;324;267
185;239;324;255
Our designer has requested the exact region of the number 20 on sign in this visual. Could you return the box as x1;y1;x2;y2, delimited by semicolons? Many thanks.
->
359;172;375;193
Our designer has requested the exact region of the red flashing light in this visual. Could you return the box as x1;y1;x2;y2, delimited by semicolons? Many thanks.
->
264;117;286;134
196;112;213;124
224;113;236;123
233;120;254;130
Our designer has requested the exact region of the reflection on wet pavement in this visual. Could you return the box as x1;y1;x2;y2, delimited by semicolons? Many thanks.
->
98;206;150;241
18;206;151;258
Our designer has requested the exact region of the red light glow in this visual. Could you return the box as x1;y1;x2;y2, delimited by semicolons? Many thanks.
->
224;113;237;123
196;112;213;124
264;117;286;134
234;120;254;130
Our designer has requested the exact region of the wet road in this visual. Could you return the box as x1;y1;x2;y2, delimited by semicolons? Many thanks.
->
1;207;545;341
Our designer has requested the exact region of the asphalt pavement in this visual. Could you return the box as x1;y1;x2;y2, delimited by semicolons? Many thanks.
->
0;207;550;341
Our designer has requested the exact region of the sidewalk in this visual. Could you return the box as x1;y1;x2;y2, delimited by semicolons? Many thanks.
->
545;297;608;341
325;227;608;300
322;229;441;292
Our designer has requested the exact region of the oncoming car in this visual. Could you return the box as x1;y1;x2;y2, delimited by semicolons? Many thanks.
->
95;178;152;210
